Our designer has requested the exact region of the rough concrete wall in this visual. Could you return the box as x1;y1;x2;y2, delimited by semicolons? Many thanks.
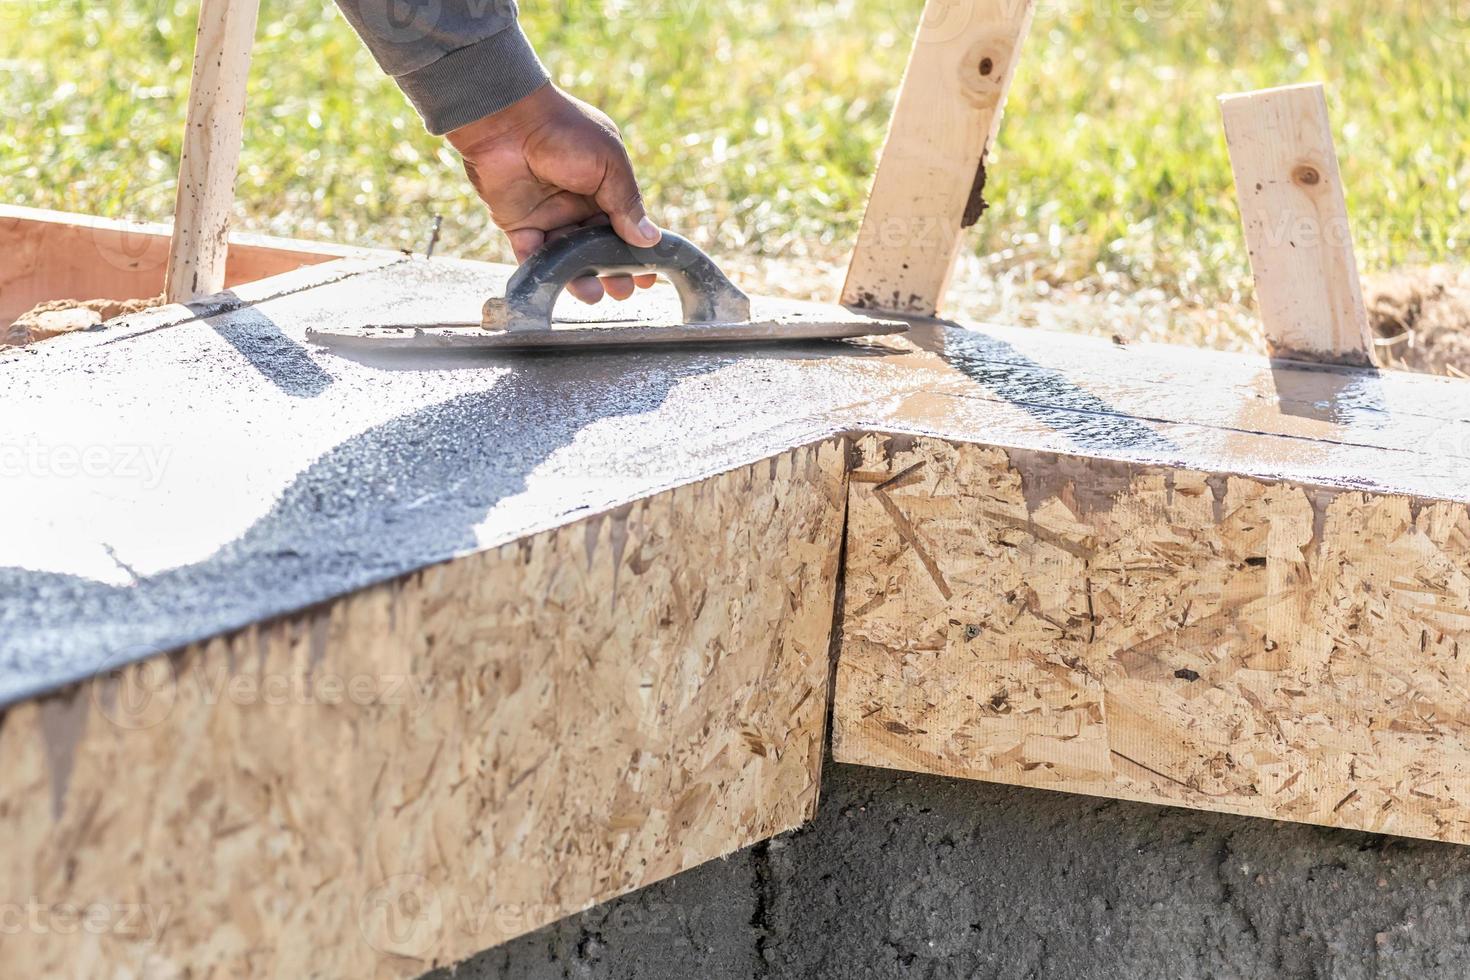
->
434;761;1470;979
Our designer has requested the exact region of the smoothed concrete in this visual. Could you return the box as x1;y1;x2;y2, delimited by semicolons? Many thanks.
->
442;761;1470;980
0;259;909;704
4;255;1469;706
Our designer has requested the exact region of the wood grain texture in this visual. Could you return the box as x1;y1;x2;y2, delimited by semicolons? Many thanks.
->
164;0;262;303
1221;84;1376;365
835;434;1470;844
0;442;846;978
0;204;370;323
841;0;1036;316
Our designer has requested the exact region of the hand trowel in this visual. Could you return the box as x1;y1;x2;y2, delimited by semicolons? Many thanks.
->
305;225;908;351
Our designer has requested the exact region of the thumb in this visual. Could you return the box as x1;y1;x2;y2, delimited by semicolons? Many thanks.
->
595;149;661;249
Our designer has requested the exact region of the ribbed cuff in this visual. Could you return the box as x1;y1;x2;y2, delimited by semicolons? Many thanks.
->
395;23;551;136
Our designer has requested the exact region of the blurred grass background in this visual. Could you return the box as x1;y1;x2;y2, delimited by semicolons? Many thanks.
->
2;0;1467;343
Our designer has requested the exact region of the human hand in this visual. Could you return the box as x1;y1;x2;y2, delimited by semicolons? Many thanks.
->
446;84;660;304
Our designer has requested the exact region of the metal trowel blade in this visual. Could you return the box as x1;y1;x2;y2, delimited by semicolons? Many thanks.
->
306;309;909;352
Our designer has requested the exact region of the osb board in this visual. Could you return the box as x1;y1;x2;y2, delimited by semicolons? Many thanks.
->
0;441;846;979
834;433;1470;844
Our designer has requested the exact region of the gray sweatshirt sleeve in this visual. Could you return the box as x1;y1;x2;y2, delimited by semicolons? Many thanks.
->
334;0;550;135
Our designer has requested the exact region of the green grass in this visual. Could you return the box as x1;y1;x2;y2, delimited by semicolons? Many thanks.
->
3;0;1467;314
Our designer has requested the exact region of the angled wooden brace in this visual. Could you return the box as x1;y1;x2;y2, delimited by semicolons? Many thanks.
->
165;0;262;304
1220;83;1377;366
842;0;1037;318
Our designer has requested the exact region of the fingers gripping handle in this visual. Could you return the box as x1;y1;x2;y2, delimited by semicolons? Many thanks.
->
483;226;752;332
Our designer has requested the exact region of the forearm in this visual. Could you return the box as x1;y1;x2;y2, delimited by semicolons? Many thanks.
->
333;0;549;134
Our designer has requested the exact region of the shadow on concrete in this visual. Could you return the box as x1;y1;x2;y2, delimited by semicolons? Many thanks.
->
210;302;336;398
1266;356;1387;427
910;321;1182;457
0;311;897;706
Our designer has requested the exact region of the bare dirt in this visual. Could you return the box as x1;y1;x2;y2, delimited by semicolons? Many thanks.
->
1362;266;1470;378
724;254;1470;380
3;295;162;348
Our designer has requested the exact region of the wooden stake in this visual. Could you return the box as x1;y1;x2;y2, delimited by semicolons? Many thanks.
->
164;0;261;304
1220;83;1376;366
841;0;1036;318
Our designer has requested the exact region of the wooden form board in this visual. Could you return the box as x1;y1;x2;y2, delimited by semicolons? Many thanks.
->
0;443;845;977
1221;84;1376;366
835;433;1470;844
0;204;370;324
164;0;262;303
841;0;1035;316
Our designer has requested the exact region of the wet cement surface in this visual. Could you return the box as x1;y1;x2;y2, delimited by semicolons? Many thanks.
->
436;760;1470;980
0;260;909;704
4;256;1469;706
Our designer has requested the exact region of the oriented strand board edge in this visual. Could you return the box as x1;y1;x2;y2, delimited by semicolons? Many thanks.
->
835;434;1470;845
0;440;848;978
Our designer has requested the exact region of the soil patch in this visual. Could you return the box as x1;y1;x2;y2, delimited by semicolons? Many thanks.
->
1363;266;1470;378
3;295;163;348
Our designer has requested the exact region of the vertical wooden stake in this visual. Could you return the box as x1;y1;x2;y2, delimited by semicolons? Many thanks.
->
841;0;1036;318
1220;84;1376;366
164;0;261;304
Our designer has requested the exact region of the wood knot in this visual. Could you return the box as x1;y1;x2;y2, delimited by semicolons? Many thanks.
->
959;37;1009;105
1293;165;1322;187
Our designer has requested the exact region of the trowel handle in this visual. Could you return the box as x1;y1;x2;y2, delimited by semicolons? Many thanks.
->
483;226;752;332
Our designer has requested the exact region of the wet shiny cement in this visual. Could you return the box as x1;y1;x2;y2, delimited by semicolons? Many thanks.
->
3;256;1468;706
